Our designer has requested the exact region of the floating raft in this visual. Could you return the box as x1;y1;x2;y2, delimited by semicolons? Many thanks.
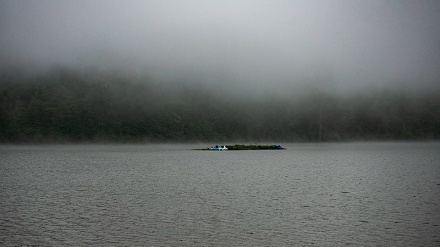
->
195;144;284;151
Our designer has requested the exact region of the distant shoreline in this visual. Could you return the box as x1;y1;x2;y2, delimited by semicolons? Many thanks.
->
2;139;440;146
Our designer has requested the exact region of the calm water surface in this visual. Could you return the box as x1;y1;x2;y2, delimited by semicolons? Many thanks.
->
1;142;439;246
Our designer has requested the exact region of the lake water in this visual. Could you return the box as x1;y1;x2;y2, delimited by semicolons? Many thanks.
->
1;142;439;246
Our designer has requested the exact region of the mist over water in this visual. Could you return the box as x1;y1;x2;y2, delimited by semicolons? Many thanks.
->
1;1;440;143
1;0;440;93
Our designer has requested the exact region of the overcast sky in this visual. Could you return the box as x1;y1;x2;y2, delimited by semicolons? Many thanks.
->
1;0;439;92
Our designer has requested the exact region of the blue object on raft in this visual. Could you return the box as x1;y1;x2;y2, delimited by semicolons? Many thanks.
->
210;145;228;151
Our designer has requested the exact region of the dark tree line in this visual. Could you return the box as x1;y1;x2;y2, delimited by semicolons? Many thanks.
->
1;67;439;143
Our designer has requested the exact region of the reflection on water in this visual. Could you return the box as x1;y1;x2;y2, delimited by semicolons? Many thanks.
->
1;142;439;246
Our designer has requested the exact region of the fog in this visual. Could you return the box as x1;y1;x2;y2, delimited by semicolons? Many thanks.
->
1;0;440;94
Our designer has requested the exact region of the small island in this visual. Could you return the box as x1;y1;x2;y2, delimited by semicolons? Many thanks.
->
195;144;284;151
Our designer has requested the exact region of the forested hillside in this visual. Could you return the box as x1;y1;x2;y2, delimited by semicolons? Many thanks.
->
1;68;439;143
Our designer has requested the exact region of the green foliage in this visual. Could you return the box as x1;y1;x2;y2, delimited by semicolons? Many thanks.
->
1;68;439;143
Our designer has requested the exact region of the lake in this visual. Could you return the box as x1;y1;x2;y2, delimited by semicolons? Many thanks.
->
1;142;439;246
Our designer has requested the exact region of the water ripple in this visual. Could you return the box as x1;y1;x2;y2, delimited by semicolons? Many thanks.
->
1;143;439;246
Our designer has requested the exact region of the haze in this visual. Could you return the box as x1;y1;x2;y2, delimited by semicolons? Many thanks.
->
1;0;440;93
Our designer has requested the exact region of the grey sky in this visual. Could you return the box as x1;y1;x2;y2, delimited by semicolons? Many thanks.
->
1;0;439;92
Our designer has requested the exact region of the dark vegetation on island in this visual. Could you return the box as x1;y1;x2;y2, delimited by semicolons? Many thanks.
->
226;144;284;150
1;67;439;143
